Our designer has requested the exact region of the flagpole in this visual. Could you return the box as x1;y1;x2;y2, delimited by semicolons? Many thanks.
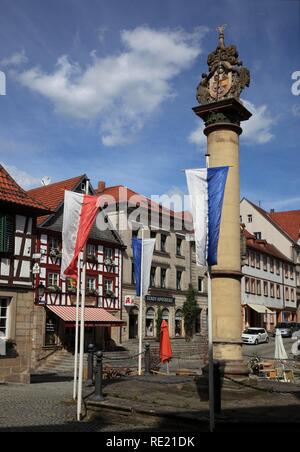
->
73;253;82;400
138;227;144;376
77;180;89;421
205;151;215;432
207;266;215;432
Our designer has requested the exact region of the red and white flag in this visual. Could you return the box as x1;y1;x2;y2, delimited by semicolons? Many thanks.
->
61;191;100;280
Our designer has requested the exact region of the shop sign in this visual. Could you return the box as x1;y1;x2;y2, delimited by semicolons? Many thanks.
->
124;295;135;307
145;295;175;304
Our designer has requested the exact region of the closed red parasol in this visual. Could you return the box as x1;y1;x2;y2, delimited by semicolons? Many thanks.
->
160;320;172;363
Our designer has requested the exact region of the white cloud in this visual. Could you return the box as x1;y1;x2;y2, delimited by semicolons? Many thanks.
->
241;100;278;144
17;26;208;147
2;163;40;188
0;50;28;67
188;99;277;147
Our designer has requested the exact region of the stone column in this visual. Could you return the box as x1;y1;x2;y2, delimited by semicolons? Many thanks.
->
193;98;251;374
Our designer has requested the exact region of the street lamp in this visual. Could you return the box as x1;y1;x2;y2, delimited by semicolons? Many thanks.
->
35;283;46;305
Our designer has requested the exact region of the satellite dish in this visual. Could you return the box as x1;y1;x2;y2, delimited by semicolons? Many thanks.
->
41;176;51;186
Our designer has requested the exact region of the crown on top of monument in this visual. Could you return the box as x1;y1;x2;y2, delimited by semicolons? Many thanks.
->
196;25;250;105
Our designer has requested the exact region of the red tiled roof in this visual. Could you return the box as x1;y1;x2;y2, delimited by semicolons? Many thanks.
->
244;199;299;244
28;175;85;225
0;165;50;213
96;185;193;225
244;229;292;263
269;210;300;242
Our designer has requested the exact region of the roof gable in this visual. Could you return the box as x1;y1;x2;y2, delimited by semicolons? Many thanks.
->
0;165;50;214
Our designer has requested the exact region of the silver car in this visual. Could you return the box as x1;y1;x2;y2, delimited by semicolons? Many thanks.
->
242;328;269;345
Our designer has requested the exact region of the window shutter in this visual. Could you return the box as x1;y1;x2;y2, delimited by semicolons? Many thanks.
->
0;214;14;254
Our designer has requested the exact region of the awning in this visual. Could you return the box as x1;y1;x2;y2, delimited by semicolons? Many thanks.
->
47;306;125;326
247;304;273;314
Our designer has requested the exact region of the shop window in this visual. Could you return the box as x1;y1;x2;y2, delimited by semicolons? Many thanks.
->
0;214;14;254
162;308;169;324
0;298;9;338
145;308;155;337
175;310;183;337
44;311;57;346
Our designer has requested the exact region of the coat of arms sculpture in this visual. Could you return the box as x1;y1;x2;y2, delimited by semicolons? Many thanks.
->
197;25;250;105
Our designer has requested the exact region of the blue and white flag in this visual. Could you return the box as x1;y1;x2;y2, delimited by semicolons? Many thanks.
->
132;238;156;296
185;167;229;267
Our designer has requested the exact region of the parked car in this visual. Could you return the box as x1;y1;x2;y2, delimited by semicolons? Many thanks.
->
242;328;269;345
272;322;297;338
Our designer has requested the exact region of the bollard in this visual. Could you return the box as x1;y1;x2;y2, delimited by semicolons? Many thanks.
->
87;344;95;387
93;351;105;401
213;361;221;414
144;343;151;375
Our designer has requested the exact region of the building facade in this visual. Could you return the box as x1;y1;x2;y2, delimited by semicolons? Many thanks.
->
241;198;300;323
0;165;50;383
242;230;297;331
28;175;125;363
96;182;208;344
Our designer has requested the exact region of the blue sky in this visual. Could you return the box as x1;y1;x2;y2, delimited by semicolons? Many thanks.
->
0;0;299;211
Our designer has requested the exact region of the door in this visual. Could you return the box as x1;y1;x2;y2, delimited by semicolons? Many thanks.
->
129;307;139;339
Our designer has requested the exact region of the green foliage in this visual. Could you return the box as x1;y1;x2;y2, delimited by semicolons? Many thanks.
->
156;306;163;341
182;285;198;341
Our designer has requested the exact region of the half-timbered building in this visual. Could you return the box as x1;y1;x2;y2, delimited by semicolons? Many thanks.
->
0;165;50;383
28;175;125;360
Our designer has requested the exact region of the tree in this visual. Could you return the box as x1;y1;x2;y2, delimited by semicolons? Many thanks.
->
182;285;198;341
156;306;163;341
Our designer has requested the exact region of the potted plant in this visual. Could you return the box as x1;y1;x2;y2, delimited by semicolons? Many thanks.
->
87;253;98;263
105;289;116;298
47;285;61;294
49;248;62;259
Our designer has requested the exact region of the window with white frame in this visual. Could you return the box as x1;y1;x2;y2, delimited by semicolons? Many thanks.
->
263;255;267;271
104;247;114;259
247;214;252;223
0;298;9;338
250;252;255;267
291;289;295;302
48;273;59;287
276;285;281;299
290;266;294;280
256;253;261;269
270;258;274;273
276;260;280;275
245;277;250;293
104;279;113;293
264;281;268;297
270;283;275;298
251;278;256;294
285;287;289;301
87;277;96;291
256;280;261;296
87;243;96;257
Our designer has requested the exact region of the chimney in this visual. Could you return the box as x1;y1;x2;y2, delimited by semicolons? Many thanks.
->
270;208;275;213
98;181;106;193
